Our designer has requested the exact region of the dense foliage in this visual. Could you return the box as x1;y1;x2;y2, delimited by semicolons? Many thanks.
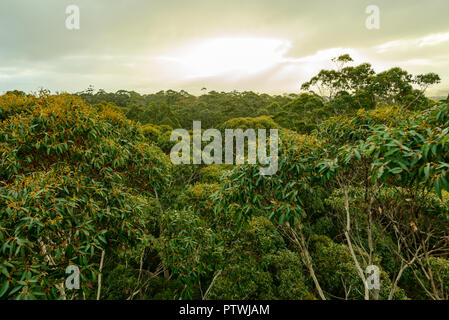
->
1;55;448;300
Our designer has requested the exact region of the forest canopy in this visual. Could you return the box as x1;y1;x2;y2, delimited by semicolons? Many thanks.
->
0;55;448;300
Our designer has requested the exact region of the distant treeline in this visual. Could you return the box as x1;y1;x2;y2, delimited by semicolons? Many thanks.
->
75;55;446;133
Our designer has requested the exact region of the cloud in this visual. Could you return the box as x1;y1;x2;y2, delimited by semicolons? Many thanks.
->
0;0;448;96
376;31;449;52
155;37;292;79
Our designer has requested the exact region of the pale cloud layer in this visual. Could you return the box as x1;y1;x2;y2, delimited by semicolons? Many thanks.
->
0;0;448;96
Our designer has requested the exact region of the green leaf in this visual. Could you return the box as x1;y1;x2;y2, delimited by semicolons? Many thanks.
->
424;164;430;180
440;176;449;192
0;280;9;298
376;166;385;179
431;144;437;156
0;266;9;278
422;143;430;159
390;167;402;174
435;179;442;199
442;134;449;146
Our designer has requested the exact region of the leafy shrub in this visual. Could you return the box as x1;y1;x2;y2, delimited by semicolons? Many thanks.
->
0;92;172;299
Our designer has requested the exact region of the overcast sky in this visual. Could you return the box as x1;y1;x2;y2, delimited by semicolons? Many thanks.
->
1;0;449;96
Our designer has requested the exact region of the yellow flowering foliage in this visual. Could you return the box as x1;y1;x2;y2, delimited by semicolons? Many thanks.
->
0;92;172;299
218;115;279;131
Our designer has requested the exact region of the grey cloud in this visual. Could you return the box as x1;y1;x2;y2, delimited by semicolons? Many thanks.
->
0;0;448;95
